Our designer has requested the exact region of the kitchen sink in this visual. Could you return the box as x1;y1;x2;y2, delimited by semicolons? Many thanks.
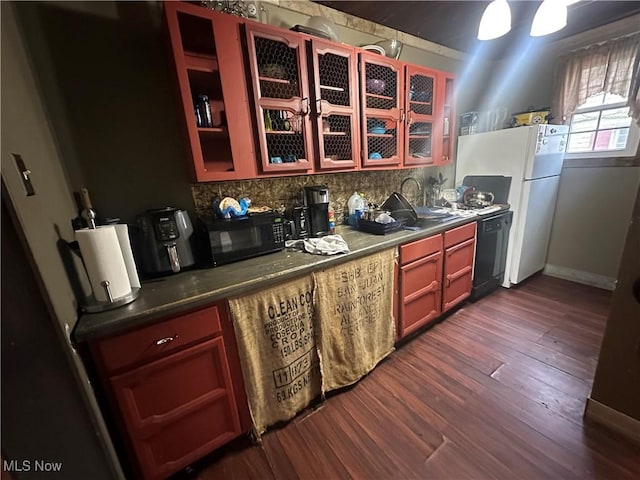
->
409;216;456;230
410;206;458;229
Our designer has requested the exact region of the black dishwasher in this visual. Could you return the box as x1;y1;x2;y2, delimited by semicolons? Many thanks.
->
471;210;513;301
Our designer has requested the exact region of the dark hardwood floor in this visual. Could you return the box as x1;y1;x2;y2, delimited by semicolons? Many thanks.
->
187;275;640;479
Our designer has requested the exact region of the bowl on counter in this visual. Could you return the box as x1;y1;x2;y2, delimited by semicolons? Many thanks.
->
366;78;386;94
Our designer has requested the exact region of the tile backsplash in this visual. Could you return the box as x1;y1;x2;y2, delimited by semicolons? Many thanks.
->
191;166;453;223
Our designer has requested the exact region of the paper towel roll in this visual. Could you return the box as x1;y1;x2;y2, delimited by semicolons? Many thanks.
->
114;224;141;289
76;226;132;302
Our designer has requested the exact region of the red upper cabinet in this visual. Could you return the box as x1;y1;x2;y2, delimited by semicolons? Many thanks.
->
310;39;360;171
245;23;315;174
435;72;456;166
165;2;257;181
360;52;404;168
404;65;439;166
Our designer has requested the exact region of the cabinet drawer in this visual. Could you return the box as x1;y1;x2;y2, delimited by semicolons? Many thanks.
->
399;233;442;265
444;222;476;248
94;305;222;373
110;336;240;479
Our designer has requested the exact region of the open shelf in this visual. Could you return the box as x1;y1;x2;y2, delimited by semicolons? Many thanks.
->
366;92;394;101
323;131;347;136
184;51;218;72
266;130;297;135
409;135;430;139
259;76;291;84
320;85;345;92
367;133;394;138
259;76;299;99
410;100;432;106
198;127;226;134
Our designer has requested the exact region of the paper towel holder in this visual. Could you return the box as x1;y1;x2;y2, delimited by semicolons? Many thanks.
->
69;241;140;313
82;285;140;313
67;232;141;313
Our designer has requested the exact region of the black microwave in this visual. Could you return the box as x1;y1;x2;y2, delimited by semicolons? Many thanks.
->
197;213;286;267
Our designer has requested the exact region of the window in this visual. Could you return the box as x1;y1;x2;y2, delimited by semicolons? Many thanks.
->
565;92;638;158
552;33;640;163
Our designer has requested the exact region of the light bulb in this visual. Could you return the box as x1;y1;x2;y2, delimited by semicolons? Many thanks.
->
478;0;512;41
531;0;568;37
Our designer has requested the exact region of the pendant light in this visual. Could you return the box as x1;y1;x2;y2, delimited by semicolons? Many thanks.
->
477;0;512;41
530;0;568;37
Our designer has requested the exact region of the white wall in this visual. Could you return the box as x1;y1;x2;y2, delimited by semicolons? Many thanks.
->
545;167;640;288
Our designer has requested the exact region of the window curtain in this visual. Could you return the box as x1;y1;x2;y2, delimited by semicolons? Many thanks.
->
551;33;640;124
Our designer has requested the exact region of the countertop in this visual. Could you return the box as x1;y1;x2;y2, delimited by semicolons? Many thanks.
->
73;207;509;343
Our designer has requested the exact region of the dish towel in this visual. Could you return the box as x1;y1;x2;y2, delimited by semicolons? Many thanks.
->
285;234;350;255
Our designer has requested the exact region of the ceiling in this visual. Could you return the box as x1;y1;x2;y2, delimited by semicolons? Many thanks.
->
316;1;640;58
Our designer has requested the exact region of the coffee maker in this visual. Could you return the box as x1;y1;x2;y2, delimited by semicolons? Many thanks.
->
304;185;330;237
136;207;195;275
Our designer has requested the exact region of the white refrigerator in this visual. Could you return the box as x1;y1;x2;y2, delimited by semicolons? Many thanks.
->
456;124;569;287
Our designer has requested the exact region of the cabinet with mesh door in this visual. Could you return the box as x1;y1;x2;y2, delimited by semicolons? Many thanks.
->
310;39;361;171
245;23;316;174
165;2;257;182
360;52;404;168
245;25;360;174
404;64;439;166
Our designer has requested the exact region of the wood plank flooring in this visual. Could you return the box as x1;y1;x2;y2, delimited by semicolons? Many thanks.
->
182;275;640;479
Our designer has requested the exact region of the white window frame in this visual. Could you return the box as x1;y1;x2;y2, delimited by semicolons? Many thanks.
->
564;99;640;160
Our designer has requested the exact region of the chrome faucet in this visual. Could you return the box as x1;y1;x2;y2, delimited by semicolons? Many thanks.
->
400;177;423;205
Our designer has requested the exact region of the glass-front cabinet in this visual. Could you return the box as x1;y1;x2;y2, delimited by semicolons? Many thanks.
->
360;52;404;168
310;40;360;171
404;65;438;166
245;24;314;174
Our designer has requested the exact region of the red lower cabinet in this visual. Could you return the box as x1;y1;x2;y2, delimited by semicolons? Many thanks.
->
398;234;443;339
90;303;243;480
397;222;477;339
442;223;477;312
110;337;240;479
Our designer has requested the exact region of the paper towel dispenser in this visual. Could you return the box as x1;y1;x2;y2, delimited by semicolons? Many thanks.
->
75;224;141;312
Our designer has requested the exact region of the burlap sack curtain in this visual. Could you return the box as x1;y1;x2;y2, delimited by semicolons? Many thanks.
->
551;33;640;124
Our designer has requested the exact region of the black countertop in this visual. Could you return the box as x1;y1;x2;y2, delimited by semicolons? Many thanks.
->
73;208;508;343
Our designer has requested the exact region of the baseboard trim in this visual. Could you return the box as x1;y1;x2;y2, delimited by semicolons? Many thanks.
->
585;397;640;445
543;264;616;291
